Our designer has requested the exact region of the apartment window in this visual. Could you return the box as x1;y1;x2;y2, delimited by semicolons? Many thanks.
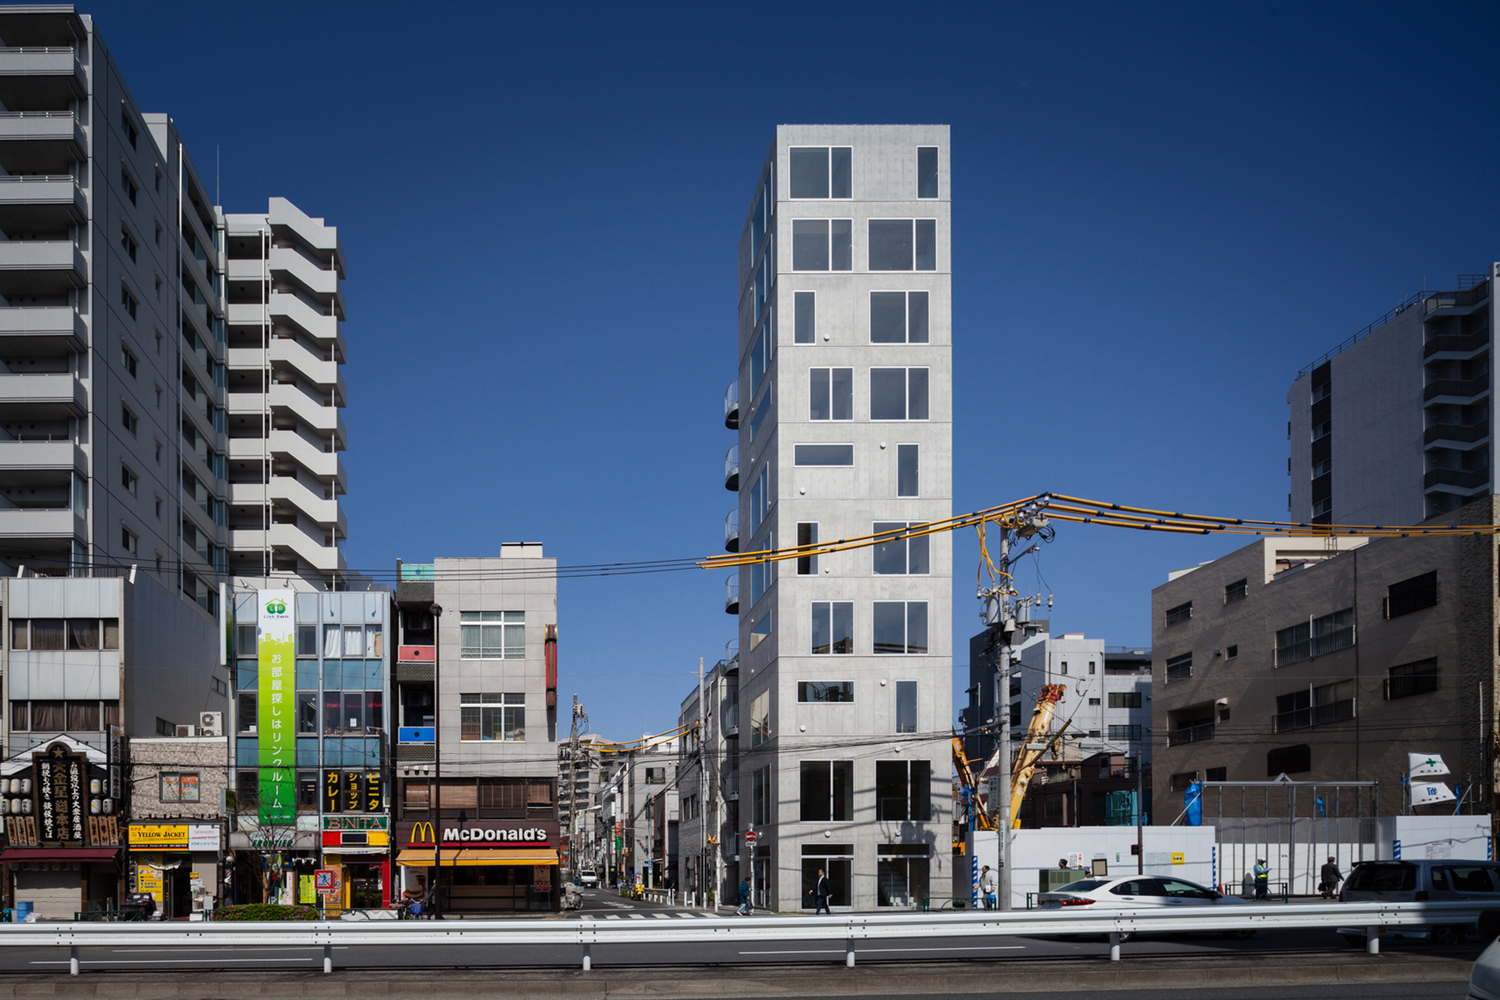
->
1311;459;1332;478
795;444;854;466
1089;661;1096;674
1169;771;1199;793
873;522;929;575
1059;661;1068;675
1108;725;1142;740
809;368;853;420
154;221;162;247
121;166;138;204
750;544;775;604
154;385;162;409
1108;692;1142;708
1165;652;1191;682
748;383;772;440
11;618;120;651
1312;497;1332;518
212;675;227;697
1226;644;1238;659
10;700;117;732
870;368;929;420
1276;608;1353;666
798;681;853;703
749;690;770;746
868;219;936;271
811;601;854;655
120;344;138;377
120;106;137;148
1385;571;1438;619
747;326;771;395
796;522;818;575
154;170;162;193
160;773;200;803
875;759;931;821
121;526;138;554
791;219;852;271
155;331;162;355
1274;679;1355;732
790;146;852;199
799;760;854;821
750;766;771;827
1088;697;1101;706
154;275;162;301
895;679;917;732
794;291;816;343
1224;579;1247;603
897;444;919;497
1164;601;1193;626
1386;658;1439;700
459;611;524;659
748;464;769;533
1204;767;1227;782
870;291;928;343
916;146;938;198
154;440;162;464
459;693;525;741
873;601;928;655
121;464;137;495
1312;420;1331;441
1266;743;1311;776
120;224;137;262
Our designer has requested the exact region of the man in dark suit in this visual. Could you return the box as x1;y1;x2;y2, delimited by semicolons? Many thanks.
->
809;868;832;914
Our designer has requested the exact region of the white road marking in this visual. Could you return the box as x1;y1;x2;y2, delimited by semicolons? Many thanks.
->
739;945;1026;956
108;947;343;954
652;913;672;919
605;914;622;919
32;958;316;966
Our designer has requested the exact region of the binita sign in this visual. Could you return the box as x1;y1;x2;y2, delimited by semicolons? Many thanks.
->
257;589;295;825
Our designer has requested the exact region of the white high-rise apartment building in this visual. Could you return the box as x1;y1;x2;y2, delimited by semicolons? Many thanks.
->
725;125;952;910
0;7;346;601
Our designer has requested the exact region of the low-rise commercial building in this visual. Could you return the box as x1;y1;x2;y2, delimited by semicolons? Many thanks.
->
125;735;227;917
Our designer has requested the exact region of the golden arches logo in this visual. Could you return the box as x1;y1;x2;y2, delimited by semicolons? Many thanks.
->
410;822;434;846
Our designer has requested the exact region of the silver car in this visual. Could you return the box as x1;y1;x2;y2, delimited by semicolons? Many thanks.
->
1338;859;1500;945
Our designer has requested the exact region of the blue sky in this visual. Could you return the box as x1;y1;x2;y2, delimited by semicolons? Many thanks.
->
84;1;1500;740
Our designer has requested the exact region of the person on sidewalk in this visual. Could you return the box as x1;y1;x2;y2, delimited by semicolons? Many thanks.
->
1253;859;1270;900
808;868;832;914
736;877;751;916
1319;857;1343;899
979;865;997;910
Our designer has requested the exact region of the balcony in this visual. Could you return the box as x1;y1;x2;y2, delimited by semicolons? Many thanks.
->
724;508;739;553
724;574;739;615
1424;421;1490;446
1424;334;1490;359
724;444;739;492
1272;699;1355;734
1167;722;1215;747
0;239;84;297
0;174;84;231
0;372;84;419
0;505;81;540
0;112;85;174
398;645;435;663
1423;467;1489;491
1424;376;1489;402
724;379;739;430
0;306;85;353
0;439;84;473
0;48;85;109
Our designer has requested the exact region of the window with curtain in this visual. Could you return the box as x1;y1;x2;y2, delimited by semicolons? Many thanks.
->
460;612;525;659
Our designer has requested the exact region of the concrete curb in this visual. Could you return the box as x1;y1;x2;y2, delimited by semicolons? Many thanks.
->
0;950;1476;999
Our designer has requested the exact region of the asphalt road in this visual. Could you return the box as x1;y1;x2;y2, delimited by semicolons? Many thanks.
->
0;889;1486;976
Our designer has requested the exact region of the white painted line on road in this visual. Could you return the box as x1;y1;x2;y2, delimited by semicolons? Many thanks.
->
33;958;317;966
605;915;622;919
738;949;844;955
738;945;1026;956
108;947;344;954
652;913;672;919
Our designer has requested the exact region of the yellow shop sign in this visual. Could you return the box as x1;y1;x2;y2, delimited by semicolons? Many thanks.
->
129;824;189;850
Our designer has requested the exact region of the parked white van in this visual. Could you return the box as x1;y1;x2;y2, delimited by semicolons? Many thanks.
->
1338;859;1500;944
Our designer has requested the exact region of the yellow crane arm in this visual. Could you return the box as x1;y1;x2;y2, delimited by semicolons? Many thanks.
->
952;736;995;833
1009;684;1065;830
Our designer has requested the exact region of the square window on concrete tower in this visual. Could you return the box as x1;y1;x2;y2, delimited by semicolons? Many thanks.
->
792;220;852;271
870;368;929;420
812;601;854;655
809;368;853;420
873;521;928;575
874;601;927;655
794;291;816;343
870;291;929;344
790;147;851;199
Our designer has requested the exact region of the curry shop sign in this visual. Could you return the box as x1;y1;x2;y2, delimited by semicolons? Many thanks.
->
400;820;559;848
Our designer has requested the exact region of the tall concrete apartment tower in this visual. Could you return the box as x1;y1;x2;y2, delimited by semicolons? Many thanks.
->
1288;265;1497;525
726;125;952;910
0;7;347;598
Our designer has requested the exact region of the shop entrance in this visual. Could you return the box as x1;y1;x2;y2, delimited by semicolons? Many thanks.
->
346;862;382;909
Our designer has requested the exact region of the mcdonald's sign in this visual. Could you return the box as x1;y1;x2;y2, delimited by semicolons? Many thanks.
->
409;821;435;847
399;819;558;848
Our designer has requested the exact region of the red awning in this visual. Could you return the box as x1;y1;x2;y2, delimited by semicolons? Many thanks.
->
0;848;120;863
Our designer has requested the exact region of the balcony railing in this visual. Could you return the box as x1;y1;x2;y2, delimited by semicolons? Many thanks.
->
724;574;739;615
1167;722;1215;747
1423;468;1489;490
1424;334;1490;358
1424;421;1490;445
724;508;739;553
1424;376;1489;402
724;380;739;430
724;444;739;492
1272;698;1355;734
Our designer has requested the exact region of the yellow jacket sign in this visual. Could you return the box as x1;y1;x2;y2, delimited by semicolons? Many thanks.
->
129;824;189;850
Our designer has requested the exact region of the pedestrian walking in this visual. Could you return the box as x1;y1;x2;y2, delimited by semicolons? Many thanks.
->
808;868;832;914
978;865;997;910
1253;858;1270;900
1319;856;1343;899
736;877;751;916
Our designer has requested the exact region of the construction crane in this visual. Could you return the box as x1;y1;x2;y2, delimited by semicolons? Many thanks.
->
952;737;995;836
1007;684;1067;830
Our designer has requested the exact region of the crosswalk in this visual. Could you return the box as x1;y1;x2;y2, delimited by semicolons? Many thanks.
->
600;911;713;920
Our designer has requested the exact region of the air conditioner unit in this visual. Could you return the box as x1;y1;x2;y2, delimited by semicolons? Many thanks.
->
198;712;223;737
175;725;197;738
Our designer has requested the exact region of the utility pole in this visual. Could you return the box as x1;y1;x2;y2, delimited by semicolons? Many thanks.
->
697;657;706;905
976;503;1054;912
1136;749;1145;875
569;696;582;881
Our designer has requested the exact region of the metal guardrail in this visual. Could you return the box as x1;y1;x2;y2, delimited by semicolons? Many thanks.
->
0;900;1491;975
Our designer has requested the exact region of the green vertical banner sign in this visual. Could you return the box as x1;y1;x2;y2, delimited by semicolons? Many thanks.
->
257;589;295;824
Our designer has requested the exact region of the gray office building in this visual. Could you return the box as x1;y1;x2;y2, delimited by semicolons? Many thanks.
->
1288;265;1497;525
724;125;953;910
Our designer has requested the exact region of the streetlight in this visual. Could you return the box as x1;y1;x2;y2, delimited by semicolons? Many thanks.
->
429;603;443;918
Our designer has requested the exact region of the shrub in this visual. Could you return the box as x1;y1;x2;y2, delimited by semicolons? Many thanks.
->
213;903;321;922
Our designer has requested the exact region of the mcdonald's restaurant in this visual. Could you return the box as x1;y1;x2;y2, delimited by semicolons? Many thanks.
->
395;819;560;913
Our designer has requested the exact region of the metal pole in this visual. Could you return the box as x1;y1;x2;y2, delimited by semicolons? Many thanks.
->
698;657;705;906
1136;750;1144;875
997;527;1013;911
431;604;443;918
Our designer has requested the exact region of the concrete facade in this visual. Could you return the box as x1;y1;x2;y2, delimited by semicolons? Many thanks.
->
676;656;740;903
1289;267;1497;526
728;125;952;910
126;735;228;915
1012;633;1152;760
1149;509;1495;825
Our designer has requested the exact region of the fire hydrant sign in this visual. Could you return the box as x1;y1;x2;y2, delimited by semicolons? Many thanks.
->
315;868;340;897
257;590;295;824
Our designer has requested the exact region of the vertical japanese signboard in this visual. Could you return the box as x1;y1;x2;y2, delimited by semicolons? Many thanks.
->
257;589;295;824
